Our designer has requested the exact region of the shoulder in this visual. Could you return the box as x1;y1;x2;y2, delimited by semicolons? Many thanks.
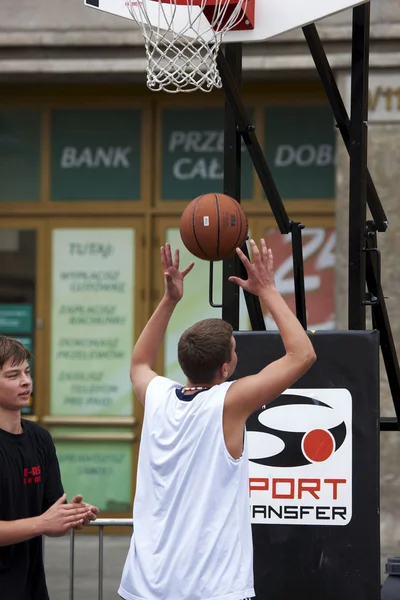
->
146;375;181;396
144;375;182;408
220;381;235;392
22;420;55;448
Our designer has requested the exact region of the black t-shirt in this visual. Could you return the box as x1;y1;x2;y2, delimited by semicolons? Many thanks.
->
0;419;64;600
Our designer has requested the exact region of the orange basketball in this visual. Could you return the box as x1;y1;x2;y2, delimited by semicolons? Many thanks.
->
179;193;248;261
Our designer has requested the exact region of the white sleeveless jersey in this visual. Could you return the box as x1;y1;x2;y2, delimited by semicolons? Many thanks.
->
119;376;254;600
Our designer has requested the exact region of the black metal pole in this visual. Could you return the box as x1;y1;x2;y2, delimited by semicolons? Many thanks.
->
240;245;267;331
222;43;242;330
348;3;370;330
366;229;400;426
380;418;399;431
221;44;266;331
291;222;307;329
218;46;308;329
302;12;400;432
217;49;291;234
302;22;388;233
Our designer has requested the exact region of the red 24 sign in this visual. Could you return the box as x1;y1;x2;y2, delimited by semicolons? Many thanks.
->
264;228;336;330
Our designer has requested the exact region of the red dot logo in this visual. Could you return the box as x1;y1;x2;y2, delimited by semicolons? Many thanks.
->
302;429;335;463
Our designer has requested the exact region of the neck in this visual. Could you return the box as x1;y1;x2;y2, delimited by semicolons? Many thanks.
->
0;407;23;434
181;385;209;393
181;379;223;394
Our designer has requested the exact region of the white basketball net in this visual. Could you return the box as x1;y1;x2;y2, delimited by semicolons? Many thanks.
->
126;0;249;93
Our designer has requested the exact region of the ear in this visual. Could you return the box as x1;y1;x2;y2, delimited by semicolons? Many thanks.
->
221;363;229;379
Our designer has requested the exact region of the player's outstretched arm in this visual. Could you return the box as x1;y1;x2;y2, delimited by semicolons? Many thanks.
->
130;243;194;405
225;239;316;421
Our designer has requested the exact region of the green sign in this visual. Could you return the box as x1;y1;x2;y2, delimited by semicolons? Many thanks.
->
0;304;33;334
51;109;142;201
0;110;41;201
265;106;336;199
50;228;135;416
161;107;254;200
55;434;132;512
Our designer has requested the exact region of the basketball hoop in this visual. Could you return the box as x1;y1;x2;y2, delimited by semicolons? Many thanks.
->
126;0;255;93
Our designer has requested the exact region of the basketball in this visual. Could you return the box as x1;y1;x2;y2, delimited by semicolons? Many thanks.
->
179;193;248;261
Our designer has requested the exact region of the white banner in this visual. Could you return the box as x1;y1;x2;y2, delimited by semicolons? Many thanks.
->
51;228;134;416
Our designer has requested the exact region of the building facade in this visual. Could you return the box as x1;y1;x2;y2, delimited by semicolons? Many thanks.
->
0;0;399;565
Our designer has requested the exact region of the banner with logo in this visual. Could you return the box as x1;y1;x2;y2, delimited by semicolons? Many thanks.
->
235;330;380;600
248;388;352;526
50;228;134;416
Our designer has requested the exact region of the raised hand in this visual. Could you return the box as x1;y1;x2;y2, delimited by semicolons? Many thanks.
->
228;239;275;298
39;494;93;536
161;243;194;303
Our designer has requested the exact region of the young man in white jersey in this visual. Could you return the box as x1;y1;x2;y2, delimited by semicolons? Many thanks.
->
119;238;316;600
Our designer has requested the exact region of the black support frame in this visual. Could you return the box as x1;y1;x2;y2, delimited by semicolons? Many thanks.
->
221;44;266;332
217;48;308;331
218;1;400;431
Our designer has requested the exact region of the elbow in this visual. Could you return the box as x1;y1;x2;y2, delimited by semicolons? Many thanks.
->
129;365;136;385
289;346;316;372
304;347;317;368
130;362;145;384
130;355;141;381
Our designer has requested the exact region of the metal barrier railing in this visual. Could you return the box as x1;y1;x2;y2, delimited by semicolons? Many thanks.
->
72;519;133;600
45;518;133;600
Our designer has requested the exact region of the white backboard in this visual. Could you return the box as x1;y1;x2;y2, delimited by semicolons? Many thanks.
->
84;0;369;42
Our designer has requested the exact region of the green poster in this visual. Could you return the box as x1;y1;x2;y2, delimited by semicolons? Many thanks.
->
50;229;135;416
0;304;33;334
54;434;132;512
161;107;254;200
0;110;41;201
265;105;336;199
51;109;142;201
164;229;251;382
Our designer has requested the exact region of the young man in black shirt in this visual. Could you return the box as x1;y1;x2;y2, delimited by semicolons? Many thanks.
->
0;335;99;600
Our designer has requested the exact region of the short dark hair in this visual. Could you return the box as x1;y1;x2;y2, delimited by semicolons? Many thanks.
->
0;336;32;370
177;318;233;384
